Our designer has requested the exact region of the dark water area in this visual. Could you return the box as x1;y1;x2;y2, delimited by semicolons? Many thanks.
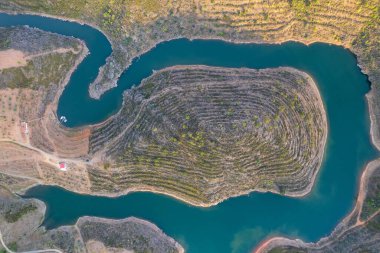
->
1;12;378;253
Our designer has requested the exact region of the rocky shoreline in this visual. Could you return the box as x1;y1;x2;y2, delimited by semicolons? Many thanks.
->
0;187;183;253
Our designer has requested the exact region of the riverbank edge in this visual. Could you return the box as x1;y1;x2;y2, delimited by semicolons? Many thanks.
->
75;216;185;253
0;188;184;253
253;157;380;253
87;32;349;100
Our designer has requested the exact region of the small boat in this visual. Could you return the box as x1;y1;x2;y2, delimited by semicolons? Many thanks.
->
60;116;67;123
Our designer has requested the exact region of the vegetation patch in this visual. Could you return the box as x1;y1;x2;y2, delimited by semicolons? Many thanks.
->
4;203;37;223
361;167;380;220
78;217;182;253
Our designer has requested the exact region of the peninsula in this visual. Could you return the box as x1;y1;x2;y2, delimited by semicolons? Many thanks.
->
88;65;327;205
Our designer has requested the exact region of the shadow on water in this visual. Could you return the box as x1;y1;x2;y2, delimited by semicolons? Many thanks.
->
1;12;379;253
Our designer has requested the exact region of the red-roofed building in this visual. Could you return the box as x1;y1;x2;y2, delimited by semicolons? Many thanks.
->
58;162;67;171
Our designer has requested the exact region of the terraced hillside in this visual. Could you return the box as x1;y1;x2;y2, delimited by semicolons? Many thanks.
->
89;66;327;205
1;1;377;100
257;159;380;253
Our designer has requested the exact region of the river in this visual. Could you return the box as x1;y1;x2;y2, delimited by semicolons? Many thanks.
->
0;12;378;253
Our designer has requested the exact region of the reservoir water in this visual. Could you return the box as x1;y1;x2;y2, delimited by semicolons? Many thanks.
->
0;12;378;253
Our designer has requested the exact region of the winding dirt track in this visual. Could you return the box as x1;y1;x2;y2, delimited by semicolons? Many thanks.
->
0;138;87;168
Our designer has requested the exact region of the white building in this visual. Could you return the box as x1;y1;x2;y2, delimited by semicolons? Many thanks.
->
21;122;29;134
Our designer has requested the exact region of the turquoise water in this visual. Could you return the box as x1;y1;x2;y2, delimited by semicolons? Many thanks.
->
1;12;379;253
